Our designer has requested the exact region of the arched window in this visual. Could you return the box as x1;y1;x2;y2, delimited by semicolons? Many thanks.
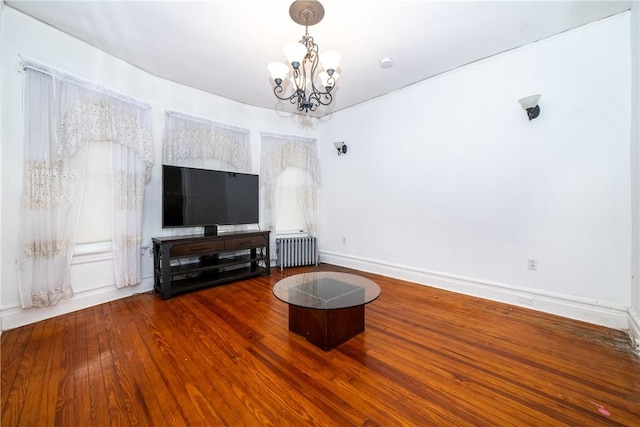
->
260;132;319;258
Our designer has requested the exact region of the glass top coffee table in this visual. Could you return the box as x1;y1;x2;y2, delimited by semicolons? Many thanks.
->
273;272;381;351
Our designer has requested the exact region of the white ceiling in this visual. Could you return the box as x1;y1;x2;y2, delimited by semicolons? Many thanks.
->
6;0;632;117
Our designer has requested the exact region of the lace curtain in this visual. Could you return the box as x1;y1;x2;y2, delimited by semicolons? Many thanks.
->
260;132;320;246
162;111;251;173
162;111;252;234
17;62;153;308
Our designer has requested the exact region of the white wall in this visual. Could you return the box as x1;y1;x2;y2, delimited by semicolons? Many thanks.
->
318;12;633;329
0;1;6;332
630;1;640;352
0;6;317;329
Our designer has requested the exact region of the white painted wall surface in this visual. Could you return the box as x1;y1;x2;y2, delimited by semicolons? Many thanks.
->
0;1;6;333
629;1;640;351
0;7;317;329
318;13;632;327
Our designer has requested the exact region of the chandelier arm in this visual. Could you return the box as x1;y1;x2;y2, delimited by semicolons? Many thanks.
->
319;93;333;106
308;50;321;95
323;75;336;92
308;89;333;107
298;56;308;93
306;34;321;91
291;60;303;92
272;85;295;102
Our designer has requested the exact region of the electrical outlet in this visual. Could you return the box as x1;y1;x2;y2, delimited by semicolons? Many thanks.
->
528;258;537;271
342;237;346;245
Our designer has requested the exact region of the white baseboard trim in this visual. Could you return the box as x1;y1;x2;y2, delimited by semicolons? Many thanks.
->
4;254;638;354
320;251;631;331
628;307;640;355
1;276;154;331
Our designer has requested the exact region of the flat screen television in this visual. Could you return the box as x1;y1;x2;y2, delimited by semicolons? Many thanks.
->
162;165;259;236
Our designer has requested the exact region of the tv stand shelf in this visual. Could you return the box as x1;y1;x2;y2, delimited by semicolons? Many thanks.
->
152;230;270;299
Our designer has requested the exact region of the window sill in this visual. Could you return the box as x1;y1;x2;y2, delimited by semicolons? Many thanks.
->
72;241;114;265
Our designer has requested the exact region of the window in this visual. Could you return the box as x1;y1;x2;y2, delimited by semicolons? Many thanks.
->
76;141;112;245
18;62;154;307
273;167;313;233
260;132;319;237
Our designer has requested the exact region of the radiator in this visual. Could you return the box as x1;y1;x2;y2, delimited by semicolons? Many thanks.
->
276;235;318;270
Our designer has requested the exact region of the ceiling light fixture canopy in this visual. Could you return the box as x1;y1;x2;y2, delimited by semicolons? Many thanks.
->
268;0;341;113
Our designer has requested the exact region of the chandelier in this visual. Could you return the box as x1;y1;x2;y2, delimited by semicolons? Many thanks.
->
268;0;341;113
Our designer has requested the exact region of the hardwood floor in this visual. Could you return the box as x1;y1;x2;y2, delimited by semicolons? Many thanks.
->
2;264;639;426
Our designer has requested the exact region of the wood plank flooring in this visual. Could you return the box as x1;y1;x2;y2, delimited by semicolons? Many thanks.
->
2;264;639;426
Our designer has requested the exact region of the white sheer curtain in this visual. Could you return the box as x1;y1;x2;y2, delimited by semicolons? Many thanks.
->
162;111;252;234
260;132;319;246
111;139;150;287
162;111;251;173
18;61;153;308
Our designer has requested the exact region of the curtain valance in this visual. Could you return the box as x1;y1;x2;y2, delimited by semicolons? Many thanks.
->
162;111;251;173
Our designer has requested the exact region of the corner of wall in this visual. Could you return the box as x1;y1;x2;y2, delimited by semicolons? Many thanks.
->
0;0;5;335
628;307;640;357
631;0;640;319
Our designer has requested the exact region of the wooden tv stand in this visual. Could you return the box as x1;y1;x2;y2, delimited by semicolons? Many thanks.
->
152;230;270;299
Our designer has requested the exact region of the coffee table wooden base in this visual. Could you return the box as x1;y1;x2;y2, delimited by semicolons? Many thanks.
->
288;304;365;351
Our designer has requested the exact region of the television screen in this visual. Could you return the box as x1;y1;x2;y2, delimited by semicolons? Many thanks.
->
162;165;259;230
